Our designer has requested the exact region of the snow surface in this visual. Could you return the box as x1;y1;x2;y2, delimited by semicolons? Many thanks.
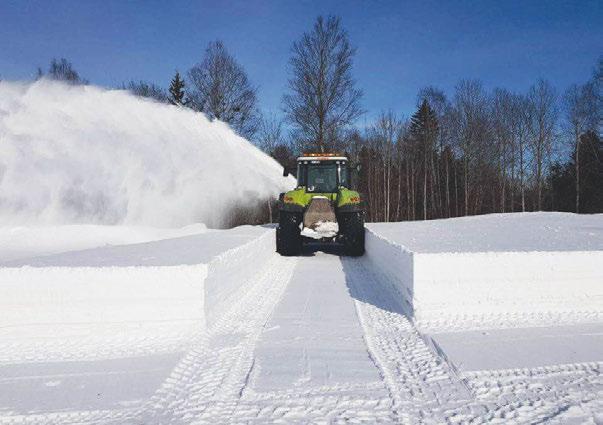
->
367;212;603;253
0;224;207;262
1;215;601;423
250;254;381;392
0;80;293;228
431;323;603;371
1;225;265;267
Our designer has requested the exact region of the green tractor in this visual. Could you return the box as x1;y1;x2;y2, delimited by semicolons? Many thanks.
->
276;153;365;256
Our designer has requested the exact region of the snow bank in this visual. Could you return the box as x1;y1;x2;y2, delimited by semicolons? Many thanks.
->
204;228;276;326
366;213;603;328
0;226;274;362
368;212;603;253
0;80;293;228
0;265;207;328
412;250;603;322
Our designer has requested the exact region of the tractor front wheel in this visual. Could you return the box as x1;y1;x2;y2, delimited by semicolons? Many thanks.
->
276;211;302;256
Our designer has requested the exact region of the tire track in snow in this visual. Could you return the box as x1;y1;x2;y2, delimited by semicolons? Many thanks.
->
132;252;298;424
341;256;473;424
0;237;296;425
225;250;396;424
416;310;603;334
344;256;603;424
443;362;603;424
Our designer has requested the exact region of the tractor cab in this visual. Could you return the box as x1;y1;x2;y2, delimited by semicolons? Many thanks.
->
295;154;350;193
277;153;365;256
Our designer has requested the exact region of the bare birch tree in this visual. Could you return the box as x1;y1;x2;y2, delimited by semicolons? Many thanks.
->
369;111;403;221
188;40;259;138
256;113;285;154
283;15;363;152
452;80;490;215
43;58;88;85
527;80;557;210
562;82;598;212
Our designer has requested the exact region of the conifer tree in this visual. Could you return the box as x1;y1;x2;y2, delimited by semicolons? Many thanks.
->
410;100;438;220
169;71;186;105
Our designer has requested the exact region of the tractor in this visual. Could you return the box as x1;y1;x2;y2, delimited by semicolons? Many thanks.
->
276;153;365;256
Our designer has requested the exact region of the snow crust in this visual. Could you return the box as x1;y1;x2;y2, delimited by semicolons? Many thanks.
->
367;212;603;253
0;80;293;228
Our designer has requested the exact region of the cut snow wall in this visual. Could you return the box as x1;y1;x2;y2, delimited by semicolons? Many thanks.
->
365;230;414;314
204;229;275;327
0;228;276;340
365;228;603;326
413;251;603;320
0;265;207;327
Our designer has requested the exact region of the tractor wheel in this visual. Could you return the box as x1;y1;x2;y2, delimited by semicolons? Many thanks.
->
339;212;365;256
276;211;302;256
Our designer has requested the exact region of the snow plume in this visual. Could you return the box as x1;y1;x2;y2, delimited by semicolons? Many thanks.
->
0;80;293;227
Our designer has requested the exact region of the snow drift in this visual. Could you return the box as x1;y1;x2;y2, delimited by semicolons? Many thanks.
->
0;80;292;227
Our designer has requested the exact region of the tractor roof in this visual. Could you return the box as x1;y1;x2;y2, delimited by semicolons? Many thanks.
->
297;153;348;162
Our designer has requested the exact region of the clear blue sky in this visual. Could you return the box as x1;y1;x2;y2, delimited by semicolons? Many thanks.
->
1;0;601;122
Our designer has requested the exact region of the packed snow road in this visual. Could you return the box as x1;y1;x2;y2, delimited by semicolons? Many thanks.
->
1;225;602;424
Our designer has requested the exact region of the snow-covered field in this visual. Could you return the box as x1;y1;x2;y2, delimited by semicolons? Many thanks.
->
0;80;600;424
0;213;601;424
0;224;208;262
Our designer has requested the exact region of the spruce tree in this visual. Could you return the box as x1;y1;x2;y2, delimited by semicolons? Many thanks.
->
410;100;438;220
169;71;186;105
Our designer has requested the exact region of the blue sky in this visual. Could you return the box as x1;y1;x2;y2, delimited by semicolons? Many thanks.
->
1;0;601;122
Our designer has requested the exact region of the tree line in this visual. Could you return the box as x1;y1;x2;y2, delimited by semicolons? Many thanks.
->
29;15;602;221
349;76;601;223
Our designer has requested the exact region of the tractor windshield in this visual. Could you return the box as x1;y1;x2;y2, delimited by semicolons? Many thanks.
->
297;160;350;192
307;164;338;192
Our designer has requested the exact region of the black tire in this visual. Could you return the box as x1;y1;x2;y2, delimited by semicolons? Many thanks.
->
276;211;302;256
339;212;365;256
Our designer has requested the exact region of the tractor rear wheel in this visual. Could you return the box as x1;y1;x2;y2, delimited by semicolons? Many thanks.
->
276;211;302;256
339;212;365;256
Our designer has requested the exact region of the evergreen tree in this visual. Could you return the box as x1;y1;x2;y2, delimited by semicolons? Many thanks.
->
577;131;603;213
409;100;439;220
169;71;186;105
549;131;602;213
